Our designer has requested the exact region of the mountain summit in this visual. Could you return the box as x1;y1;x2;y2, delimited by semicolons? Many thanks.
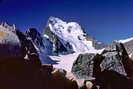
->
44;17;106;54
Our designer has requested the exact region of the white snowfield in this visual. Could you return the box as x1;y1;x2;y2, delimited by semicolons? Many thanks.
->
49;53;79;72
49;51;104;72
118;37;133;43
47;17;104;53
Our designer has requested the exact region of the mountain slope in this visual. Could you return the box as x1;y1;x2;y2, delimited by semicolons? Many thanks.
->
44;17;106;54
25;28;57;64
43;17;107;71
49;53;79;72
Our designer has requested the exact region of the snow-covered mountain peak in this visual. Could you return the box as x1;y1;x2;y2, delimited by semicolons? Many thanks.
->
45;17;106;54
48;17;84;38
48;16;66;25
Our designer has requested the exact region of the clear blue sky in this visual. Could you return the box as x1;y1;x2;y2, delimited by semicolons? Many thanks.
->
0;0;133;44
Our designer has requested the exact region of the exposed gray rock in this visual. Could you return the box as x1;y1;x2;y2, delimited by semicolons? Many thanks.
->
72;53;96;80
72;42;130;81
25;28;57;64
121;39;133;59
101;42;127;76
44;24;74;55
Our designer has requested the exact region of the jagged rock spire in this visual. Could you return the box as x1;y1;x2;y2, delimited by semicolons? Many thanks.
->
0;22;16;33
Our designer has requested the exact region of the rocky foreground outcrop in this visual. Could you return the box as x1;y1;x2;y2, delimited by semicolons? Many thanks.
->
72;41;133;89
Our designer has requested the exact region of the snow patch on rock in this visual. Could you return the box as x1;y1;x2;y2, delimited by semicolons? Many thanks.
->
119;37;133;43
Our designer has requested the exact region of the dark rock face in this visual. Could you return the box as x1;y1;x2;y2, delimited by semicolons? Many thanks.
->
25;28;57;64
16;30;38;56
72;53;96;80
121;39;133;59
100;43;127;76
44;25;73;54
53;36;68;54
26;28;44;48
117;43;133;79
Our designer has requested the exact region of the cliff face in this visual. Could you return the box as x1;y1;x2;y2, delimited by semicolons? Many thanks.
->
25;28;55;64
72;42;133;80
118;38;133;60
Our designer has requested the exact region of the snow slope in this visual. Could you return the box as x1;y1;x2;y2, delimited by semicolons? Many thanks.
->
119;37;133;43
49;53;80;72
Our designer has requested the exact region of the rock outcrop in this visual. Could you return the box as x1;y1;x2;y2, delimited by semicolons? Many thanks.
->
0;24;46;89
118;38;133;60
72;41;133;80
72;41;133;89
72;53;96;80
